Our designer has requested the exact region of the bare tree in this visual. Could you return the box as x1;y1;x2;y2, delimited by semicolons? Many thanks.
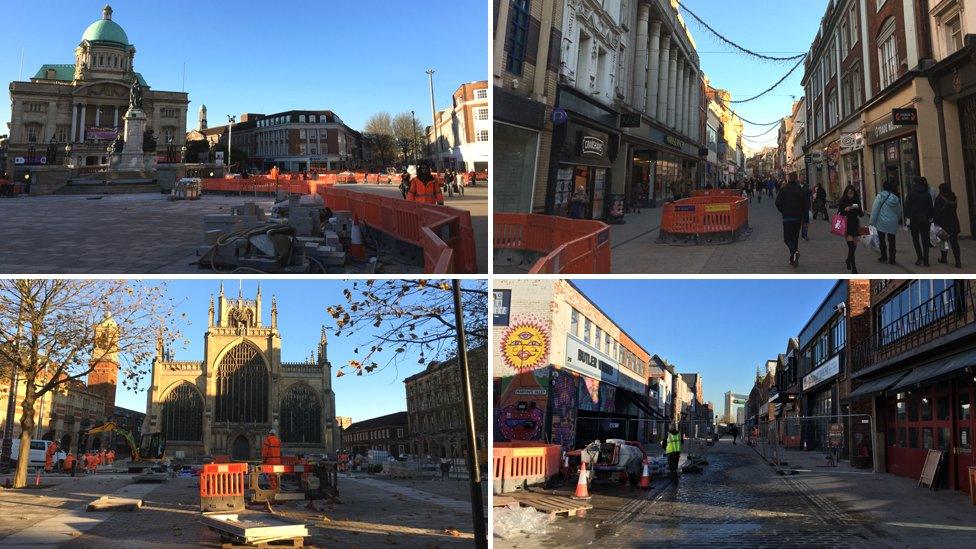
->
326;279;487;377
0;280;184;488
392;112;425;164
363;112;396;169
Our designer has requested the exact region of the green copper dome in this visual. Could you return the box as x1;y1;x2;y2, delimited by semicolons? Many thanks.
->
81;5;129;46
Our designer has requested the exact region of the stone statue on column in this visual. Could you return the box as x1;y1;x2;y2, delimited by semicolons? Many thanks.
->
129;80;144;110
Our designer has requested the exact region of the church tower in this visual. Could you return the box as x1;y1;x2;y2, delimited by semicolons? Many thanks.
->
88;314;120;420
198;104;208;131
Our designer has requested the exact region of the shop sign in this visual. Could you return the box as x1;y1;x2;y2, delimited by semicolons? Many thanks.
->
892;108;918;126
14;157;25;165
704;203;731;213
620;113;642;128
552;107;569;125
579;135;606;158
492;289;511;326
839;132;863;152
828;423;844;448
565;334;619;386
664;135;684;148
807;151;823;163
802;354;840;391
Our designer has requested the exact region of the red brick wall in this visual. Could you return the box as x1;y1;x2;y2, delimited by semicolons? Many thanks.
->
866;0;909;96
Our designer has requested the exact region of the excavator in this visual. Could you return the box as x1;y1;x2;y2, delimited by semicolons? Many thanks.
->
83;422;167;474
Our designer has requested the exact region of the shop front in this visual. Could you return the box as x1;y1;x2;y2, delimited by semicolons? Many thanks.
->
548;87;620;220
493;87;549;213
801;354;841;452
865;117;919;200
839;129;865;200
621;122;702;208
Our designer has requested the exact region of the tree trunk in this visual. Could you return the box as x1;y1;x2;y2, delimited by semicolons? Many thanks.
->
13;386;36;488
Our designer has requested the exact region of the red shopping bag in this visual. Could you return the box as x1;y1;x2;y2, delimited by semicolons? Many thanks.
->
830;213;847;237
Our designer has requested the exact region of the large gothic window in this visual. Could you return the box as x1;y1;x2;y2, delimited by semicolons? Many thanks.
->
161;383;203;442
280;384;321;443
215;343;269;423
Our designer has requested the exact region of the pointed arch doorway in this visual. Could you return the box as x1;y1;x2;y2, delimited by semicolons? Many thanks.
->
231;435;250;460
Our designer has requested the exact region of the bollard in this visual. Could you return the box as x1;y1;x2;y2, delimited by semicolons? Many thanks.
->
34;469;41;486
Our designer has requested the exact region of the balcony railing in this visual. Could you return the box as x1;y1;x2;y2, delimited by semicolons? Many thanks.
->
849;282;975;374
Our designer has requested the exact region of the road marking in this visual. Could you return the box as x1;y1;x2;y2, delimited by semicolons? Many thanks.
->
885;521;976;532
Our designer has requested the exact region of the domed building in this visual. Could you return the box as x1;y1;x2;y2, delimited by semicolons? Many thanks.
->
6;5;189;180
143;284;340;460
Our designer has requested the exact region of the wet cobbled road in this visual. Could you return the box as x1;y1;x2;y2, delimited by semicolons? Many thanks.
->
499;441;891;548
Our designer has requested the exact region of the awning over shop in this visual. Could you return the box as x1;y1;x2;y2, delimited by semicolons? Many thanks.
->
617;389;667;421
847;370;910;399
886;347;976;394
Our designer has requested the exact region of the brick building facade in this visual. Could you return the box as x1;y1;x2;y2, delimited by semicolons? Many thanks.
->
342;411;409;458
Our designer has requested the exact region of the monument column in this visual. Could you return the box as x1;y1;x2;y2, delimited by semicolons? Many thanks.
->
94;105;101;127
666;47;678;128
676;58;686;133
632;3;650;110
113;106;118;128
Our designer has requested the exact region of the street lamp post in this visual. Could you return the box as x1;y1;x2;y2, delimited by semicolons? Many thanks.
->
426;69;438;172
411;110;418;165
227;115;236;173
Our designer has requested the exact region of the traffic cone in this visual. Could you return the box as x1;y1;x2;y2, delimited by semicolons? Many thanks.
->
349;222;366;261
639;457;651;490
34;469;41;486
572;462;591;500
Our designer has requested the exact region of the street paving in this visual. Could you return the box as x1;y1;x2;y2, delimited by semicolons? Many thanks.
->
0;183;487;275
608;194;976;274
495;440;976;548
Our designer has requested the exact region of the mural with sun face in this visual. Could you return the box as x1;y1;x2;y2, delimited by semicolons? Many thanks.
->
499;318;550;372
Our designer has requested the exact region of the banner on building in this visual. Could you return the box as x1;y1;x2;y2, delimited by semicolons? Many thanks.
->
86;127;119;141
494;367;550;442
550;369;579;450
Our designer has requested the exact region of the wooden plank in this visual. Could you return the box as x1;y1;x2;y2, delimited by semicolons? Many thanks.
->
493;495;517;507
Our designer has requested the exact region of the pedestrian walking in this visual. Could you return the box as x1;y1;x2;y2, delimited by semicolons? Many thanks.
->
65;452;76;477
406;162;445;205
934;183;962;268
746;182;754;203
775;173;810;268
869;179;903;264
399;168;410;199
730;424;739;445
812;184;829;220
439;456;451;480
904;176;935;266
837;185;865;274
662;425;683;482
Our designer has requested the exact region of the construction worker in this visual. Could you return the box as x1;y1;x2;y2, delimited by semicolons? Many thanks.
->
98;448;106;466
262;428;282;465
106;449;115;465
406;161;444;205
65;452;76;477
270;165;280;181
44;441;59;473
663;424;683;482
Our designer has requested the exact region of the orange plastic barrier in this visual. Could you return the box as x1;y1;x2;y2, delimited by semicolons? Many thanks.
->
659;195;749;244
494;213;610;274
199;177;321;195
493;442;561;494
199;462;247;512
317;186;478;274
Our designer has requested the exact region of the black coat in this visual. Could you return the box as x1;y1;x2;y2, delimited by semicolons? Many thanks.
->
775;182;810;220
933;194;961;235
836;194;864;236
903;184;934;224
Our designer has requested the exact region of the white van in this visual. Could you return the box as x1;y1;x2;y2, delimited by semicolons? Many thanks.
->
2;439;67;469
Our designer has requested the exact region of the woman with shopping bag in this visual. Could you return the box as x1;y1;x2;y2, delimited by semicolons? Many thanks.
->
869;180;903;264
834;185;865;273
933;183;962;268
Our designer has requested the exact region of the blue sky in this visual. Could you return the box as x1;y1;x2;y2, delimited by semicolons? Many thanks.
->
571;279;838;410
112;279;478;425
681;0;827;149
0;0;488;134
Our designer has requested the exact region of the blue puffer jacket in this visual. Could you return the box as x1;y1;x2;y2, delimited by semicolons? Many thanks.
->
870;190;903;234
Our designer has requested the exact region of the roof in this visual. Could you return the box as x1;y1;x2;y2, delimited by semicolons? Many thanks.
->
403;345;487;383
32;64;148;87
83;18;129;45
345;411;407;432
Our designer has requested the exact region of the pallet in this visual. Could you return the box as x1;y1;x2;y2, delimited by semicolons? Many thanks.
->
493;495;517;507
509;492;593;517
219;536;303;548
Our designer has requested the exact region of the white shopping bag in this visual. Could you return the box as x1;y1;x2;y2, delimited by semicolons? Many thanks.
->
859;225;880;253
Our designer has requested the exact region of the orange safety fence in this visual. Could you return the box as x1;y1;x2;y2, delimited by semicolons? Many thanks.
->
659;194;749;245
493;442;561;494
316;186;478;274
199;177;321;195
494;213;610;274
200;462;248;512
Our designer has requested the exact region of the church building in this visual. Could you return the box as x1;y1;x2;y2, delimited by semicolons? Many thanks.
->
143;284;340;460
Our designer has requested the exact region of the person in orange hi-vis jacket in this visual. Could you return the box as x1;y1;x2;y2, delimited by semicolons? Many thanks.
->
270;165;280;181
107;449;115;465
262;429;282;465
65;452;76;477
406;161;444;205
44;442;58;473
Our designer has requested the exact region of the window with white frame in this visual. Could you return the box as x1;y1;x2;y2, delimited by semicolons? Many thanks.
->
476;107;488;121
878;17;898;89
476;129;489;142
876;0;887;10
841;21;849;53
474;88;487;100
570;309;580;337
849;5;859;46
945;12;964;55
